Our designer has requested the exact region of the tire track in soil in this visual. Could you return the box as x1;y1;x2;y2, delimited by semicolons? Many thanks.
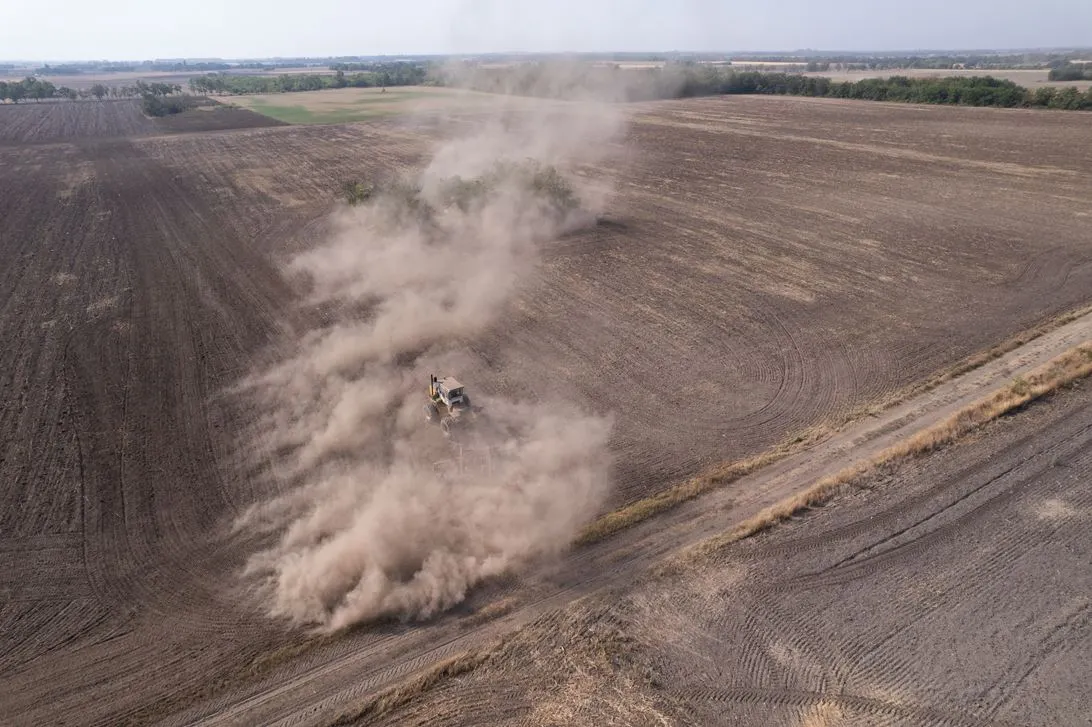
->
732;408;1092;705
778;417;1092;592
1;137;296;727
682;393;1092;727
69;139;288;619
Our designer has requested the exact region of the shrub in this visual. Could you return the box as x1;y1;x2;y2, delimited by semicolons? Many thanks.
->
141;93;196;117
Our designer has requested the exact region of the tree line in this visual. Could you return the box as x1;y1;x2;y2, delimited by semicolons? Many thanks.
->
673;70;1092;110
189;63;429;95
1048;63;1092;82
732;51;1090;71
454;63;1092;111
0;77;183;103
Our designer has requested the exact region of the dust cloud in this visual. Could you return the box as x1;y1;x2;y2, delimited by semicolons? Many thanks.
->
235;83;626;631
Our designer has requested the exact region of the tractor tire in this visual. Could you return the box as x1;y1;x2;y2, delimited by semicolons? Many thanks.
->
424;402;439;422
440;416;455;437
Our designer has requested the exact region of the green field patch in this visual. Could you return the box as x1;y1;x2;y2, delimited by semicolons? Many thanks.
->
240;99;397;125
348;90;431;105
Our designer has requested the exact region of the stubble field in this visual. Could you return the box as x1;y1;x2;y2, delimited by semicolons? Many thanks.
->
1;93;1091;726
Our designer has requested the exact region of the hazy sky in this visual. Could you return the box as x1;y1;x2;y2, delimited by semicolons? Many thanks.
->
2;0;1090;61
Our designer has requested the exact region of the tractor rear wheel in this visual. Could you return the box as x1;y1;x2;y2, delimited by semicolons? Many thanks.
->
424;402;439;422
440;416;455;437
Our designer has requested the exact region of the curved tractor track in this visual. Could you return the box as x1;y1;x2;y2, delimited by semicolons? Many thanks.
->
0;96;1091;726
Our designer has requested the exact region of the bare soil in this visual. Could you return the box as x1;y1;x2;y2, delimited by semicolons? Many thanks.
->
0;99;283;145
368;377;1092;727
2;94;1091;726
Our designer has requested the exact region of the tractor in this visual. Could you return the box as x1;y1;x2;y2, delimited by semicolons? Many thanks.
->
424;374;476;438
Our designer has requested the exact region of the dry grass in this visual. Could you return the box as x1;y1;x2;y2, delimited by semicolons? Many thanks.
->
463;596;519;627
686;342;1092;560
245;634;335;677
327;649;496;726
574;426;831;545
575;306;1092;546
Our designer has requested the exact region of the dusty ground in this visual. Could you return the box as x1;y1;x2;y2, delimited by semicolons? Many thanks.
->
369;376;1092;727
1;95;1092;726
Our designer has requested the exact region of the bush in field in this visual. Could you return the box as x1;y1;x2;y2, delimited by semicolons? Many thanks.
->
1048;63;1092;82
141;93;196;117
343;160;582;226
343;180;376;206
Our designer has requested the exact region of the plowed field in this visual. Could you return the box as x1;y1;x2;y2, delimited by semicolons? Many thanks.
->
2;94;1091;726
373;381;1092;726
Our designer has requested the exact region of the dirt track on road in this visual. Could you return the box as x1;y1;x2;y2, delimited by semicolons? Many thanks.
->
2;95;1092;725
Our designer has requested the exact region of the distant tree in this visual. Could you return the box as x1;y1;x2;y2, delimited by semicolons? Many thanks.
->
8;79;27;103
89;83;108;100
140;93;195;116
1033;87;1057;107
33;79;56;102
1049;86;1082;110
1048;63;1092;82
0;80;8;102
57;86;78;101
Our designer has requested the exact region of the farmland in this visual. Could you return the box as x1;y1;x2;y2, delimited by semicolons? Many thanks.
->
2;92;1092;725
226;85;532;124
367;359;1092;726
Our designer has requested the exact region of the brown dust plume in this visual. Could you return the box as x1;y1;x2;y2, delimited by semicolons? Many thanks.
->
235;95;626;631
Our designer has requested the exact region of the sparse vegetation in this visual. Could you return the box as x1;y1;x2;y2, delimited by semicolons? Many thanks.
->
328;649;495;725
0;76;184;103
188;63;429;95
1049;62;1092;82
140;93;197;117
342;179;375;206
342;159;581;223
575;426;829;545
